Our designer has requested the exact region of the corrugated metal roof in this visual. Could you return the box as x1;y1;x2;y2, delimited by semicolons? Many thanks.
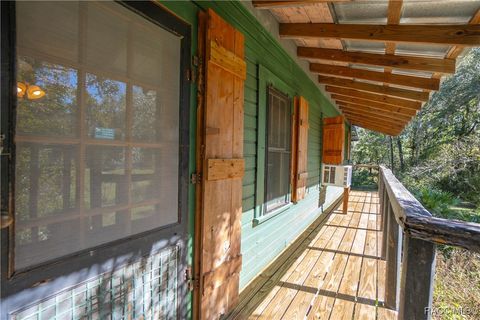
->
333;1;389;25
401;0;480;24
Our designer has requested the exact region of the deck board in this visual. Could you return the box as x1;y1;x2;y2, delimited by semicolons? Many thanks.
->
229;191;396;320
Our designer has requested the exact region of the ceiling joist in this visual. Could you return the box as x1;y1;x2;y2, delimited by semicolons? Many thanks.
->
326;86;422;110
297;47;455;74
252;0;350;9
332;94;418;117
310;63;439;91
338;104;412;122
343;113;406;128
321;77;429;102
280;23;480;46
347;117;402;133
349;121;401;136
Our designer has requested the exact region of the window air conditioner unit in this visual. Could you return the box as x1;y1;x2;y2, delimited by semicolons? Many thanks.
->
321;164;352;188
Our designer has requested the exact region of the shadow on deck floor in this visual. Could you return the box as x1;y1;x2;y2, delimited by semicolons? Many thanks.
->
227;191;398;320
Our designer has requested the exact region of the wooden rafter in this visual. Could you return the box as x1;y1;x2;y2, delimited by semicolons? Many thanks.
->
384;0;403;87
332;95;418;117
349;121;401;136
347;117;403;133
337;99;415;117
280;23;480;46
346;112;405;126
344;113;406;128
346;116;404;131
252;0;350;9
310;63;439;91
338;104;412;122
297;47;455;74
320;76;430;102
326;86;422;110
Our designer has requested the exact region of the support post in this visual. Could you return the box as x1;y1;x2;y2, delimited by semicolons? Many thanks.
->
384;203;402;310
381;186;389;260
342;186;350;214
398;235;436;320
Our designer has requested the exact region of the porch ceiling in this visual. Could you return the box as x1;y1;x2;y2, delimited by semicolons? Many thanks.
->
252;0;480;136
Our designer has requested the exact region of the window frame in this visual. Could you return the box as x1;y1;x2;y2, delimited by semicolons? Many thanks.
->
253;65;296;225
264;86;292;214
0;0;191;310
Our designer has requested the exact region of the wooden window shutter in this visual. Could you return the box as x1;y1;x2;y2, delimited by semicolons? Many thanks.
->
323;115;345;165
291;96;309;202
196;9;246;319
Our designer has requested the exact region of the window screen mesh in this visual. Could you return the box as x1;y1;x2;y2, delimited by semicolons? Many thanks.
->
15;1;181;269
265;88;291;213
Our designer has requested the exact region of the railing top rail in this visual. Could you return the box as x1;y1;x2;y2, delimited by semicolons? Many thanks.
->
378;165;480;252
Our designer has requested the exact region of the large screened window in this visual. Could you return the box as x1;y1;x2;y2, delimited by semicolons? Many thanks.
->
265;87;292;213
14;1;182;269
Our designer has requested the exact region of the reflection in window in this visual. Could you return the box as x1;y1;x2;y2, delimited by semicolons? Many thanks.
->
17;56;78;137
86;74;126;140
14;1;182;269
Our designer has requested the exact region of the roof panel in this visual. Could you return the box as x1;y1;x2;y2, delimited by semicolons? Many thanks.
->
344;40;385;54
401;0;480;25
395;43;451;58
332;1;389;24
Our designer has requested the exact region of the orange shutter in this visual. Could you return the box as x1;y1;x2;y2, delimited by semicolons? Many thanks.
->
323;116;345;165
196;9;246;319
291;96;309;202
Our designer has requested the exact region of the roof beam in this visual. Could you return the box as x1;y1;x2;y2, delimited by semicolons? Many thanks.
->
347;117;403;133
332;94;418;116
332;94;418;117
346;116;404;133
343;113;406;128
337;100;415;118
320;76;430;102
297;47;455;74
310;63;439;91
252;0;350;9
349;121;401;136
280;23;480;46
326;86;422;110
339;104;412;122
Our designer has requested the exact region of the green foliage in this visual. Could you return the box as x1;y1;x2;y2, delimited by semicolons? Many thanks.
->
351;168;378;190
417;188;459;217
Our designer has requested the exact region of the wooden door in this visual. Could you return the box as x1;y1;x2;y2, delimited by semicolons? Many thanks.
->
195;9;246;320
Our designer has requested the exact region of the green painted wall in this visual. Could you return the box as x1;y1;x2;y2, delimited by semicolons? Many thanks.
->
161;0;343;296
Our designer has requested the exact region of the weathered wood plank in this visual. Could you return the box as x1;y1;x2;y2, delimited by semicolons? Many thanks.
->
398;235;436;320
319;76;430;102
333;94;418;117
282;23;480;46
253;0;351;9
310;63;439;91
206;158;245;180
298;47;455;74
384;204;402;310
326;86;422;110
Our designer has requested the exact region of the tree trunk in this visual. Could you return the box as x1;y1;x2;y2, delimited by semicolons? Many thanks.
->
397;137;405;171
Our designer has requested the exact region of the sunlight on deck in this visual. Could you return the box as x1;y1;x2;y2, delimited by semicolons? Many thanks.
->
235;191;398;320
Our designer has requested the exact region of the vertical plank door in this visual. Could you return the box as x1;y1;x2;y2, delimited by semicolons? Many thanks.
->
195;8;246;320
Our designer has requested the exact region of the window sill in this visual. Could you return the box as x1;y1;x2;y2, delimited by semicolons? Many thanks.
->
253;203;293;227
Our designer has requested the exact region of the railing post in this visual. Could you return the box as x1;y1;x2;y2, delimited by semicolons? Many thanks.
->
398;235;436;320
384;203;402;310
381;183;389;260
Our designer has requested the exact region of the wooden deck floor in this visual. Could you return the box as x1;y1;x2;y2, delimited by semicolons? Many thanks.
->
229;191;398;320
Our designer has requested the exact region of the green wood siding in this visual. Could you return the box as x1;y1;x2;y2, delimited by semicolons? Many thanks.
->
160;0;343;292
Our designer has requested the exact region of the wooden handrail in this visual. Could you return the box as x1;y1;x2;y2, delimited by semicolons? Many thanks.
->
379;165;480;252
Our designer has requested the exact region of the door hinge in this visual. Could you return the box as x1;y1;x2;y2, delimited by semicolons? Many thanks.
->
192;55;199;67
184;267;199;292
191;172;201;185
186;68;196;83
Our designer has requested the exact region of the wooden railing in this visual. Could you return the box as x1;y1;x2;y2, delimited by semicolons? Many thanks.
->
375;165;480;320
